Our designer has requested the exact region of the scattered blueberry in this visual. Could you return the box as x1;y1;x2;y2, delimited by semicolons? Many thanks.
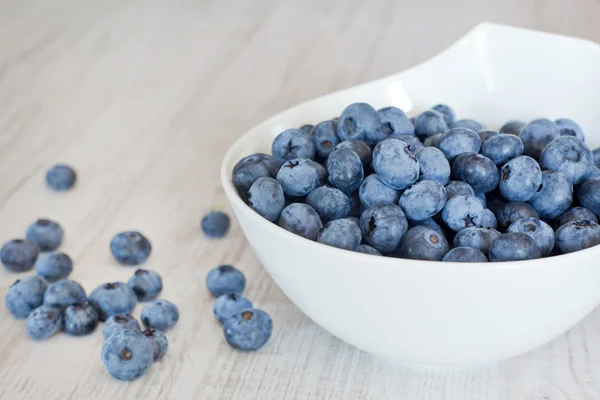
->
62;303;99;336
141;299;180;331
272;129;315;163
416;147;451;186
46;164;76;191
34;252;72;282
101;329;153;381
452;153;499;193
442;247;488;262
142;328;169;361
248;177;286;222
103;314;140;340
25;219;64;252
496;201;540;230
312;120;340;159
540;136;593;184
415;110;448;141
399;180;447;221
438;128;481;160
396;226;449;261
499;120;525;136
372;138;419;190
1;239;40;272
213;293;253;324
499;156;542;202
527;171;573;219
507;217;555;256
481;133;524;166
489;232;541;262
360;204;408;253
337;103;380;142
88;282;137;321
431;104;455;126
355;244;382;256
278;203;323;241
556;207;598;227
206;265;246;297
450;119;485;132
223;308;272;351
555;220;600;254
520;118;559;160
232;153;279;195
326;148;364;193
358;174;400;209
26;305;62;340
110;231;152;265
442;195;484;232
44;279;87;308
318;218;362;251
555;118;585;141
453;227;501;256
128;269;163;302
5;275;47;318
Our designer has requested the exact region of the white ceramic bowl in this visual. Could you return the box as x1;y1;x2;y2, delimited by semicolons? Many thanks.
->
221;23;600;365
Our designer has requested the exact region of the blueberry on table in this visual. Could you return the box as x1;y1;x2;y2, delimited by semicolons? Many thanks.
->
431;104;456;126
520;118;559;160
62;303;99;336
213;293;253;324
43;279;87;308
110;231;152;264
35;252;73;282
496;202;539;230
232;153;279;195
312;120;340;159
101;330;153;381
452;153;499;193
527;171;573;219
414;110;447;141
5;276;47;318
556;207;598;227
442;247;488;262
128;269;163;302
142;328;168;361
555;118;585;141
360;204;408;253
399;180;447;221
354;244;382;256
26;219;64;252
326;148;364;193
489;232;541;262
441;195;484;232
358;174;400;209
478;130;499;144
507;217;555;256
336;103;380;142
223;308;273;351
372;138;419;190
88;282;137;321
1;239;40;272
141;299;179;331
276;158;323;197
453;227;501;257
369;106;414;145
306;186;351;222
499;120;525;136
206;265;246;297
555;220;600;254
317;218;363;251
445;181;475;200
396;226;449;261
271;128;315;163
26;305;62;340
540;136;593;184
201;212;230;239
103;314;141;340
577;179;600;218
46;164;76;191
278;203;323;241
449;119;485;132
480;133;524;166
438;127;481;161
334;140;372;170
416;147;451;186
499;156;542;202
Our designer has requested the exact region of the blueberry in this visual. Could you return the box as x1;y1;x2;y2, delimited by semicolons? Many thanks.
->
223;308;272;351
128;269;163;302
1;239;40;272
409;217;446;237
520;118;560;160
486;190;506;215
445;181;475;200
206;265;246;298
474;192;487;208
89;282;137;321
360;204;408;253
556;207;598;227
577;179;600;217
278;203;323;240
528;171;573;219
46;164;76;191
5;276;47;318
489;232;541;262
213;293;253;324
232;153;279;195
438;128;481;160
62;303;99;336
300;124;313;134
431;104;456;126
34;252;72;282
248;177;285;222
25;219;64;252
477;209;498;229
442;247;488;262
452;153;499;193
423;133;444;148
414;110;448;141
142;328;169;361
333;140;372;171
499;120;525;136
369;106;414;145
396;226;449;261
44;279;87;308
442;195;484;232
555;220;600;254
496;202;540;230
481;133;524;166
372;138;419;190
507;217;555;256
555;118;585;141
399;180;446;221
326;148;364;193
347;192;363;218
272;129;315;163
141;299;180;331
450;119;485;132
103;314;141;340
305;186;351;222
358;174;400;209
396;134;424;154
110;231;152;265
478;130;499;144
101;329;153;381
453;227;501;256
416;147;451;186
540;136;593;184
499;156;542;202
593;148;600;168
337;103;380;142
26;305;62;340
318;218;362;251
312;120;340;159
355;244;382;255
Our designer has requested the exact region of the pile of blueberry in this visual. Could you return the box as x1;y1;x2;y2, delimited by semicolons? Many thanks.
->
1;165;179;381
232;103;600;261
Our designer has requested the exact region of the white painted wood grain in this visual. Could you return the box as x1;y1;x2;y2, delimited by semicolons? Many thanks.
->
0;0;600;399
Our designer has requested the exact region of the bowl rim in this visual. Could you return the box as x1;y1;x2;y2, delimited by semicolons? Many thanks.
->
219;22;600;270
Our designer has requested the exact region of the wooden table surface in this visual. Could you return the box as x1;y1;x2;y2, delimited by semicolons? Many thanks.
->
1;1;600;399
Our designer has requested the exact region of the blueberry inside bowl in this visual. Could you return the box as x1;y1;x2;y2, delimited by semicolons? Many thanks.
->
220;23;600;365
